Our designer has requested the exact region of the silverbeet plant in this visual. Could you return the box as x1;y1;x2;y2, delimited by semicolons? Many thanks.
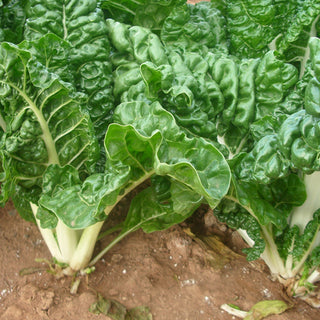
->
0;0;230;273
1;0;320;308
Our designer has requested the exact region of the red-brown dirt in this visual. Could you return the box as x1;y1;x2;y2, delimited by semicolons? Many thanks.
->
1;201;319;320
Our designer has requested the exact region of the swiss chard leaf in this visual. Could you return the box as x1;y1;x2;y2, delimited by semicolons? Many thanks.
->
0;0;26;43
290;209;320;268
101;0;185;33
214;197;266;261
24;0;114;143
0;42;99;213
272;0;320;69
113;101;231;206
38;164;131;229
225;0;276;58
215;172;307;261
212;0;320;67
230;154;306;230
161;2;227;54
121;178;202;235
38;100;231;229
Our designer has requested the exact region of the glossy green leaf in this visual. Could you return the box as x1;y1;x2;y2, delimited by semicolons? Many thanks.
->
106;18;168;66
39;164;130;228
216;171;306;262
230;151;306;225
140;53;221;138
214;198;266;261
121;180;202;235
309;37;320;81
273;0;320;70
39;101;230;229
0;42;99;210
161;2;227;54
113;101;231;206
101;0;184;33
279;110;320;172
20;34;74;84
291;209;320;265
305;37;320;117
226;0;276;58
0;0;26;43
254;51;299;119
24;0;114;141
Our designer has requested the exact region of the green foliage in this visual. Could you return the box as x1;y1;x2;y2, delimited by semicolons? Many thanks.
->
101;0;185;33
24;0;114;143
0;2;320;302
0;42;99;206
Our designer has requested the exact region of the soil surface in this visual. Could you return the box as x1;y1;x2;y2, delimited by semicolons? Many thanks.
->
0;201;319;320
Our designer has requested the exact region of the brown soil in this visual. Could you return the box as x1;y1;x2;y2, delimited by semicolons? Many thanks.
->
0;201;319;320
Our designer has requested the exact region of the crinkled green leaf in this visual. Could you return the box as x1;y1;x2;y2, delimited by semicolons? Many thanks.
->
113;101;231;206
250;116;284;142
101;0;184;33
11;184;40;223
305;37;320;117
309;37;320;81
233;136;290;183
291;209;320;266
222;0;320;67
273;1;320;68
108;17;300;154
216;172;306;261
0;0;26;43
307;245;320;271
215;197;266;261
38;101;230;229
106;18;168;106
278;110;320;172
207;54;239;136
106;18;168;66
208;0;320;81
305;77;320;117
254;51;299;119
0;42;99;211
226;0;276;58
24;0;114;142
141;53;221;138
38;164;130;228
122;179;202;234
161;2;227;54
230;154;306;229
20;34;73;84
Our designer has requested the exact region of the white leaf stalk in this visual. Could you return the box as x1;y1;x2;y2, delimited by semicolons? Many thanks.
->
29;170;156;272
30;203;104;272
231;172;320;305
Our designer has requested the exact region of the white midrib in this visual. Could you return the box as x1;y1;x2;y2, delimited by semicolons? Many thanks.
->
9;82;60;165
62;3;68;40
